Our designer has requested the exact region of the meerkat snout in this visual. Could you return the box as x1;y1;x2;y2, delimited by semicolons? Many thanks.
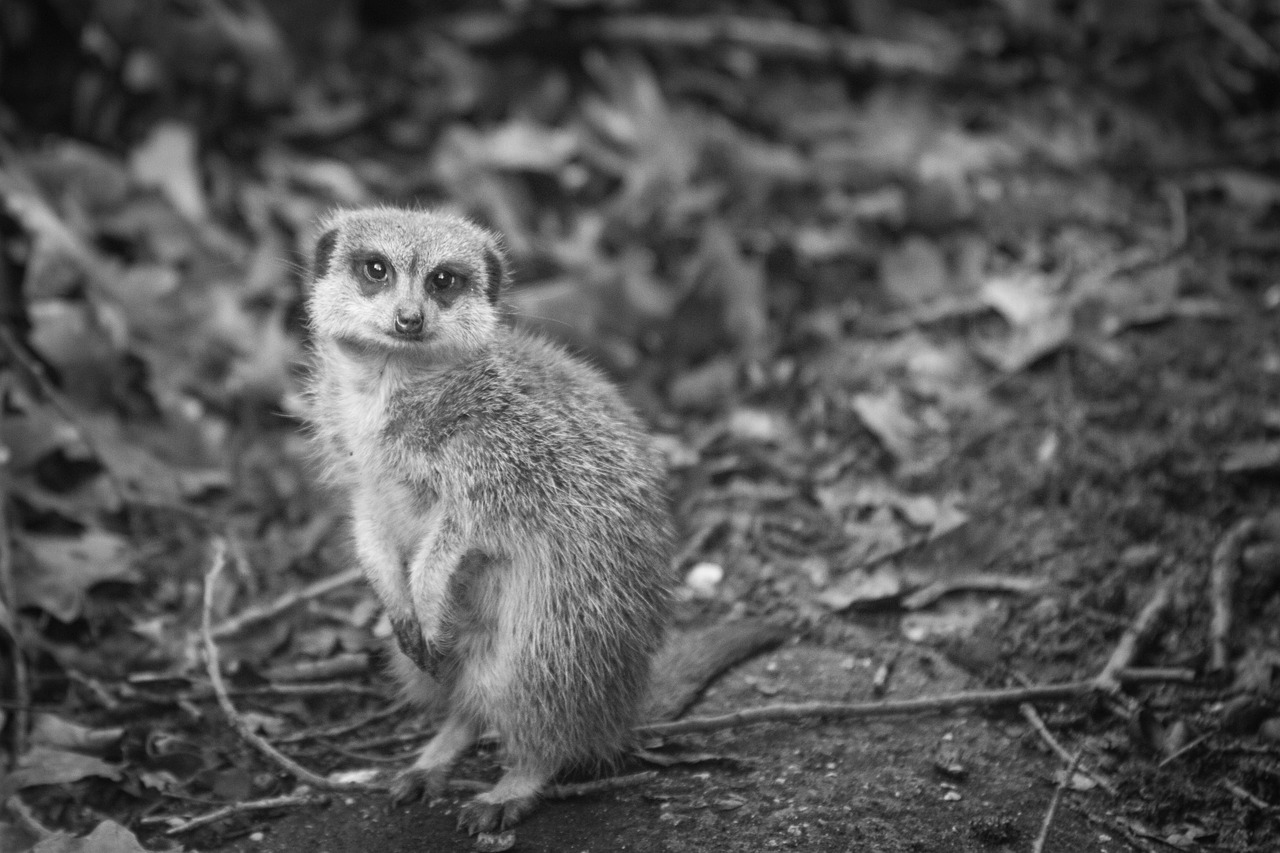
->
394;305;424;336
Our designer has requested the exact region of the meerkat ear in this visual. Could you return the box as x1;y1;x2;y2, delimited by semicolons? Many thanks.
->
313;227;339;280
482;243;510;304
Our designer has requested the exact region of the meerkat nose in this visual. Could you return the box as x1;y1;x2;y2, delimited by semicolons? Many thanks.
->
394;307;424;336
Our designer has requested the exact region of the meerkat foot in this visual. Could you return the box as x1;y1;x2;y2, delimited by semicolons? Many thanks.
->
457;763;552;834
389;712;479;806
389;766;449;804
457;793;539;835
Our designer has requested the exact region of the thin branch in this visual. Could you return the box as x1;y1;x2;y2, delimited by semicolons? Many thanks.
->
449;12;952;76
1221;778;1277;811
640;682;1092;738
275;696;412;745
160;793;328;835
4;794;55;840
1197;0;1280;68
265;652;370;683
211;566;363;639
638;669;1194;739
1019;703;1116;796
1032;749;1082;853
0;487;28;770
202;539;381;793
588;15;950;75
901;574;1047;610
1158;731;1212;768
548;771;658;799
1209;518;1258;673
1094;577;1176;693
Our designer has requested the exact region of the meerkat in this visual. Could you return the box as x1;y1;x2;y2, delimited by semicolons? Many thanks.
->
304;207;675;834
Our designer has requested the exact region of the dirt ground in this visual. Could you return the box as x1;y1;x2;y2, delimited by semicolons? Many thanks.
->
228;646;1117;853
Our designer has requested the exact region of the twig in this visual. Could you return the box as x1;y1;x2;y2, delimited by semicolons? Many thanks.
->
1158;731;1212;768
1197;0;1280;68
638;668;1194;739
1117;667;1196;684
450;12;951;76
275;695;412;745
901;574;1047;610
202;539;381;793
210;566;363;639
591;15;949;75
161;793;328;835
1221;778;1277;811
643;682;1074;738
1019;703;1116;796
0;487;28;769
547;771;658;799
1209;518;1258;673
1032;749;1082;853
1094;578;1176;693
4;794;55;840
265;652;370;683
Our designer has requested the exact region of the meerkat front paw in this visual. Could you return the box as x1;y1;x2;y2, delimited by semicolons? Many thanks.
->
389;616;450;678
389;766;450;805
457;793;538;835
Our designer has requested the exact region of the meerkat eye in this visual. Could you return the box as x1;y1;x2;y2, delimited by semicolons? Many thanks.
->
363;258;390;283
430;270;460;291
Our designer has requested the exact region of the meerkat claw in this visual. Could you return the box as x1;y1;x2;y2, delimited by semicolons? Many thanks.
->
457;795;537;835
389;767;449;805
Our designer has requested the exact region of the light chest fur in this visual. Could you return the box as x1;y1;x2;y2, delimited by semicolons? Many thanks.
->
310;341;448;611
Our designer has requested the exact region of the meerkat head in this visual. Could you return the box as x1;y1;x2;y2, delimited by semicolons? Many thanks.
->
307;207;509;361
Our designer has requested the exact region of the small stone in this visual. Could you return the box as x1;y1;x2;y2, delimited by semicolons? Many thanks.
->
474;830;516;852
684;562;724;597
1259;717;1280;743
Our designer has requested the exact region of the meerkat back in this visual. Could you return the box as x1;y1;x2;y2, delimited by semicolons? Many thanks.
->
304;207;675;835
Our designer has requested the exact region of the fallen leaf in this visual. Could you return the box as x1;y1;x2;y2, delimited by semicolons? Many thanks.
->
24;141;131;214
29;820;152;853
668;357;739;411
695;222;768;357
29;715;124;756
0;747;122;800
880;236;950;306
973;313;1072;373
470;120;579;172
901;597;1000;642
13;531;138;623
129;121;206;221
981;271;1061;326
852;388;921;460
818;569;905;610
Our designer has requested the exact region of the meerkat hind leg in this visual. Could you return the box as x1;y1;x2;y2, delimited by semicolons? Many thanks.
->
457;759;555;835
390;711;480;804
